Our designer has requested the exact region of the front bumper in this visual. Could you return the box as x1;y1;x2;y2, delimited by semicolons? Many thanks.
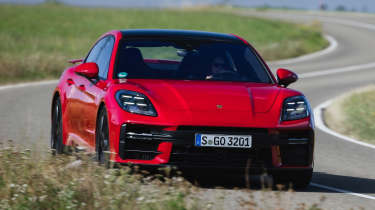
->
114;124;314;173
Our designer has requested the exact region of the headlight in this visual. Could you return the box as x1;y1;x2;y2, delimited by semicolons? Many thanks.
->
281;95;310;121
115;90;157;117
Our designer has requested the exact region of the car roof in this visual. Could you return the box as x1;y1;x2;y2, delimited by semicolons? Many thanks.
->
120;29;243;43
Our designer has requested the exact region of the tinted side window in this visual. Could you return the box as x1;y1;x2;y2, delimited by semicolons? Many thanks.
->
97;37;115;79
85;36;115;80
86;38;106;64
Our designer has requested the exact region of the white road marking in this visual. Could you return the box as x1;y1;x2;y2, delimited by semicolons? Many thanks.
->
0;80;58;91
313;99;375;150
311;182;375;200
295;16;375;79
319;17;375;31
271;35;338;65
308;14;375;201
300;62;375;78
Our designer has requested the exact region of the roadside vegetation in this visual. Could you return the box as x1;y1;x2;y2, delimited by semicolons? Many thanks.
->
0;143;329;210
0;143;197;210
325;85;375;144
0;3;328;84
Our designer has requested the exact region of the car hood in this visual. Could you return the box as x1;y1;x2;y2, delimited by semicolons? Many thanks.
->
114;79;281;126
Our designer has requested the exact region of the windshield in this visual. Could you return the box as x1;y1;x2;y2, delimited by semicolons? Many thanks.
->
114;39;273;83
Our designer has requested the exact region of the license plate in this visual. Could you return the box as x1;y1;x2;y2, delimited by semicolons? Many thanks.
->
195;134;252;148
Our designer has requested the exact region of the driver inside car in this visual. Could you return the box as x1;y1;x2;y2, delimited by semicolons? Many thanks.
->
206;56;235;80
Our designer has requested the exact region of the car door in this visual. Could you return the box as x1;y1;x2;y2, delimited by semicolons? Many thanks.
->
65;37;108;148
79;36;115;149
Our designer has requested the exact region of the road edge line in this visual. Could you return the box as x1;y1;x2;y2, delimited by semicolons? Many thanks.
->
300;62;375;78
0;80;59;91
310;183;375;200
270;34;338;66
313;98;375;150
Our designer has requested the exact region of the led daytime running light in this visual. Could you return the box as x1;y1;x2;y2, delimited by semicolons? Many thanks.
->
282;95;309;121
116;90;157;117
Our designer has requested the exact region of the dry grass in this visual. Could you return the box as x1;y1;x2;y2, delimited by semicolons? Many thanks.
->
0;142;199;210
325;85;375;144
0;141;331;210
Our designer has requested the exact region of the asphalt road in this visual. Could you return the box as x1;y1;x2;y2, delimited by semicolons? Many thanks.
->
1;10;375;209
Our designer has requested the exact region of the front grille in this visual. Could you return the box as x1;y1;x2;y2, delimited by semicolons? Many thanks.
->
118;124;313;166
122;150;160;160
169;146;272;168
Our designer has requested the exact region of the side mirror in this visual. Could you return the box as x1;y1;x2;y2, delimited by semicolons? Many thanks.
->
74;62;99;78
276;68;298;87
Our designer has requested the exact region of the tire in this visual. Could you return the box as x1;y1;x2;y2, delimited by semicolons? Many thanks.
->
51;97;64;154
95;107;111;168
273;170;313;189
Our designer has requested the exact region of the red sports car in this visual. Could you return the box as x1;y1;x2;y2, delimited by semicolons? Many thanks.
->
51;29;314;188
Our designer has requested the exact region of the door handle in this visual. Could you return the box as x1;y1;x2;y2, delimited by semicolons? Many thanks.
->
79;84;86;91
67;79;74;86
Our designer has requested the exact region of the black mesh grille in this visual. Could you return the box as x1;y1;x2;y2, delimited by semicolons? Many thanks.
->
123;150;160;160
169;146;272;168
124;139;160;151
